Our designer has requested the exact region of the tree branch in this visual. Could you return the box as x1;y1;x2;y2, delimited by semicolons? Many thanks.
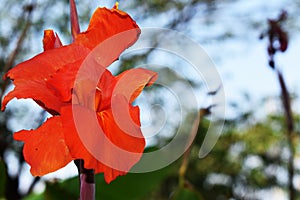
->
1;3;34;98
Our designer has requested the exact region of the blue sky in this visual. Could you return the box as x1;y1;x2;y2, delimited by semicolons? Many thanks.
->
186;0;300;117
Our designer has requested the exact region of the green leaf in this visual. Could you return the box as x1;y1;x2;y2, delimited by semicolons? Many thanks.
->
171;187;203;200
23;193;44;200
58;164;174;200
28;153;175;200
96;166;173;199
44;182;78;200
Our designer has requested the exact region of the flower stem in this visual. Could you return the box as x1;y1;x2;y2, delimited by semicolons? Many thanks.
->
75;159;95;200
263;12;295;199
277;70;295;200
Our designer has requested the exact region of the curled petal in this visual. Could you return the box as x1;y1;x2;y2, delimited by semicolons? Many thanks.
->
14;116;73;176
75;7;140;51
110;94;141;138
43;30;63;51
95;70;116;111
114;68;158;103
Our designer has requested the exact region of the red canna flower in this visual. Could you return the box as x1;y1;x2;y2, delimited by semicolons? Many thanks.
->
2;5;157;183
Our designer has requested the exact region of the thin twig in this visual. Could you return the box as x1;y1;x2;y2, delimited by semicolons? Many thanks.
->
26;177;41;196
178;111;200;187
277;70;294;133
277;69;295;200
178;107;213;187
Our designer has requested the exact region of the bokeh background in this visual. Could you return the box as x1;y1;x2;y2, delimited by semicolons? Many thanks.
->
1;0;300;199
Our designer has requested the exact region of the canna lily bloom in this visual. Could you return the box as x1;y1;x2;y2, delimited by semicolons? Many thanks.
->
2;5;157;183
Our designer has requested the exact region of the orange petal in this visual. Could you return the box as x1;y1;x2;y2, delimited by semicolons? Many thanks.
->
74;8;140;66
5;44;89;81
95;69;116;111
48;59;110;107
2;80;63;115
61;105;144;183
114;68;158;103
46;60;83;103
2;45;90;112
14;116;73;176
110;94;141;138
43;30;63;51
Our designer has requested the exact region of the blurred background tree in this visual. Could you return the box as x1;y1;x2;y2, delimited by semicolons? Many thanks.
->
1;0;300;199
